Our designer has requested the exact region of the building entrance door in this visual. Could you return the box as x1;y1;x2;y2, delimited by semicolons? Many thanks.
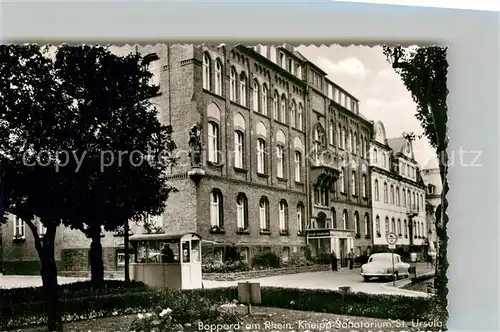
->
339;238;348;268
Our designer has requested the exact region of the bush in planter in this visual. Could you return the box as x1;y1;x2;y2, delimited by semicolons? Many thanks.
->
252;250;281;268
314;252;331;265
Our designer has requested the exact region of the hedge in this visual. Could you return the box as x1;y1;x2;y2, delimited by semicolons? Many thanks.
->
1;284;432;329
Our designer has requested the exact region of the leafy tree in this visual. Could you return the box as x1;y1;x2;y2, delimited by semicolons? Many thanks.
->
51;45;177;287
383;45;449;321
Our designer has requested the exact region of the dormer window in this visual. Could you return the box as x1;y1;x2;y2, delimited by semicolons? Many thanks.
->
428;184;436;194
280;52;286;69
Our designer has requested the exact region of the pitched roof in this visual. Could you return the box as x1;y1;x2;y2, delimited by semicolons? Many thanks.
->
387;137;406;153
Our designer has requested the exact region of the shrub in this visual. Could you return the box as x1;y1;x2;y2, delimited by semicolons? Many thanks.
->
251;251;281;268
313;252;331;264
0;280;148;307
260;287;432;321
202;261;250;273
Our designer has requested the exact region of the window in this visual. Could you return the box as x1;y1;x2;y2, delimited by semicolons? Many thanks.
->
337;124;342;147
396;187;400;206
340;167;345;193
385;217;389;234
252;80;259;111
239;74;247;106
280;95;287;123
210;190;223;228
413;192;417;210
294;151;302;182
354;212;360;235
421;195;424;211
360;135;365;156
234;131;244;168
373;148;378;163
351;171;356;196
342;210;348;229
376;216;380;234
347;130;352;152
279;200;288;231
362;174;367;198
404;220;408;236
296;64;302;79
280;52;286;68
38;218;47;237
327;84;333;99
313;125;325;165
236;193;248;229
270;46;276;62
364;214;370;236
290;101;296;128
383;182;388;203
297;203;305;233
297;104;303;130
355;133;359;155
273;92;279;120
407;191;411;208
397;219;402;235
261;84;268;115
13;216;25;239
328;121;334;145
289;59;295;74
390;185;394;204
276;145;285;178
391;218;396;233
259;197;270;231
202;53;211;90
402;189;406;206
331;208;337;228
374;179;379;201
343;127;348;149
257;139;266;174
207;122;219;163
214;60;222;95
229;68;237;102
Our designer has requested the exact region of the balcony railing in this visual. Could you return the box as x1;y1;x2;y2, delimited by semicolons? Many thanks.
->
406;204;419;215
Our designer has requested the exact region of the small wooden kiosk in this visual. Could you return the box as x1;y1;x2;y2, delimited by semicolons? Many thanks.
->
128;232;202;290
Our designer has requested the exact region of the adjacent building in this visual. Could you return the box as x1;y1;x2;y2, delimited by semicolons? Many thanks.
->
370;120;427;254
421;167;441;246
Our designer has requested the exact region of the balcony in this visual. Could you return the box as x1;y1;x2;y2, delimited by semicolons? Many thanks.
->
310;151;340;189
406;205;419;217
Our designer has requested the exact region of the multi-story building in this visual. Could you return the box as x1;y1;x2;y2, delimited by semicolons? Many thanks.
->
421;167;441;246
370;120;427;255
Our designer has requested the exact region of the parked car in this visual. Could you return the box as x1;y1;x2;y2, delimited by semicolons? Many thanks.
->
360;253;410;282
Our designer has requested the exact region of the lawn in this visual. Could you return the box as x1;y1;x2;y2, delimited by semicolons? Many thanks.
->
14;305;426;332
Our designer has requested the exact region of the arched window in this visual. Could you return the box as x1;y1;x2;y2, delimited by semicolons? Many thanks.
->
297;103;303;130
351;171;357;196
252;80;259;111
397;219;402;235
261;84;268;116
294;151;302;182
210;189;223;228
234;130;244;168
279;200;289;231
383;182;388;203
362;174;367;198
391;218;396;233
374;179;379;201
349;129;354;153
229;68;237;101
208;121;219;163
257;138;266;174
329;121;334;145
337;123;342;147
355;133;359;155
354;212;360;235
364;213;370;237
340;167;345;193
390;185;395;204
273;91;279;120
331;208;337;229
384;217;389;234
342;210;348;229
402;189;406;206
239;73;247;107
404;219;408;237
259;197;270;231
290;100;297;128
297;203;305;233
375;216;380;235
407;191;411;208
360;134;365;156
276;144;285;178
202;53;211;90
343;127;347;150
214;59;222;95
373;148;378;163
413;192;417;210
236;193;248;229
280;94;287;123
347;130;352;152
396;187;400;206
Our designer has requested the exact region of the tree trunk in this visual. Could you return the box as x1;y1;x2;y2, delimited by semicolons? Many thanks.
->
27;221;63;332
89;226;104;288
435;149;449;308
124;220;130;282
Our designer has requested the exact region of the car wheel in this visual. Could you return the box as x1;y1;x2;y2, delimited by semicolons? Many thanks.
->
363;276;370;282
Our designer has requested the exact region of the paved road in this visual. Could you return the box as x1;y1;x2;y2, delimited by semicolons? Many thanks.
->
0;263;434;298
203;264;433;298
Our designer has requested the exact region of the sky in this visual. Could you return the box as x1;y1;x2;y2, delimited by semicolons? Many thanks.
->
296;45;438;169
